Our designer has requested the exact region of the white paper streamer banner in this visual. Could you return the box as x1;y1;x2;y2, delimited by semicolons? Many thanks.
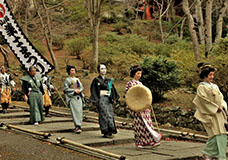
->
0;0;54;75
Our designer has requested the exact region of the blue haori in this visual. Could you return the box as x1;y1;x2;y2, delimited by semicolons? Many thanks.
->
98;96;117;135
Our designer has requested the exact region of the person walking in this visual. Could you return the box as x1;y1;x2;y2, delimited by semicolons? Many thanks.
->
20;66;45;125
64;65;84;134
124;64;162;148
193;63;227;160
0;65;16;114
90;64;119;138
42;75;56;117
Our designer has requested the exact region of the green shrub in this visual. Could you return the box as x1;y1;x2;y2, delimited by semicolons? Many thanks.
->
207;54;228;102
30;39;47;55
165;34;181;45
140;56;183;102
211;36;228;55
100;32;119;43
109;52;141;80
100;32;154;59
169;40;228;103
111;21;131;33
63;0;87;22
46;0;63;5
152;43;173;57
65;37;89;59
101;11;117;24
52;35;64;50
170;49;200;88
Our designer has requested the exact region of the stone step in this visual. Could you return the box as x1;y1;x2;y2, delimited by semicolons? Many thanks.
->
0;112;30;119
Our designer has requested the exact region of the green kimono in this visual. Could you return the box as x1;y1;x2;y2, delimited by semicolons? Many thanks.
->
20;75;44;124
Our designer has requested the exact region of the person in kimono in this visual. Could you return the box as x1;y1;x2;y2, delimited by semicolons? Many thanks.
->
64;65;84;134
124;64;162;148
193;63;227;160
42;75;56;117
0;65;16;114
20;66;45;125
90;64;119;138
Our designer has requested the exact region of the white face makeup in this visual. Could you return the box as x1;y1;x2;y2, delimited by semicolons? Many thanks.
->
100;64;107;75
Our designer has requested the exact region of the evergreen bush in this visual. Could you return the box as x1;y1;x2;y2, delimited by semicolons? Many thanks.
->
100;32;154;59
52;35;64;50
211;36;228;55
207;55;228;102
65;37;89;59
140;56;183;102
109;52;141;80
30;38;47;55
170;49;199;88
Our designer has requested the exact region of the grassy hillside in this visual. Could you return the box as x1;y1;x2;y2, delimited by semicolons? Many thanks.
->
0;0;199;110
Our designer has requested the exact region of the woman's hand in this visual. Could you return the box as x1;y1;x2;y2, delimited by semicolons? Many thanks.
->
24;95;28;102
75;89;80;94
217;106;224;113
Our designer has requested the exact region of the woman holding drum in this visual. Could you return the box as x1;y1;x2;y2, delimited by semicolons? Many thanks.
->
125;65;162;148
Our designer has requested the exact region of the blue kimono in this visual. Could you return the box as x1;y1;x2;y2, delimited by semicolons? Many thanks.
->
64;77;84;128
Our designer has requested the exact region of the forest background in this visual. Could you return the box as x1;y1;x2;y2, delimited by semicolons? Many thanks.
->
1;0;228;132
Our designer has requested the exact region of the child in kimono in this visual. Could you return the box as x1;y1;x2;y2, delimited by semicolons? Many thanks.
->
42;75;56;117
193;63;227;160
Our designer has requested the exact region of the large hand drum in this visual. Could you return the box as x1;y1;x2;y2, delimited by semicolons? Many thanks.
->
126;85;153;112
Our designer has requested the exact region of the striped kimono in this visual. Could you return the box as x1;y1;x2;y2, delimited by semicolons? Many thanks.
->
125;79;162;147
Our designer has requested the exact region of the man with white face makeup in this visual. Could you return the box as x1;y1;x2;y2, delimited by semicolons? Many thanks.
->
99;64;107;76
90;64;119;138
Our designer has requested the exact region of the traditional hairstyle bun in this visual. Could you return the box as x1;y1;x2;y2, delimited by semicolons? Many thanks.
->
130;64;142;78
197;62;215;79
197;62;205;69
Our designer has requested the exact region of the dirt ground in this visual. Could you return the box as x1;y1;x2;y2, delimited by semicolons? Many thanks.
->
0;129;99;160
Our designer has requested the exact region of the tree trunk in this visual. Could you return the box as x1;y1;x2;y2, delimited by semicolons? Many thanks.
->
42;0;59;73
205;0;213;57
182;0;200;61
24;0;29;37
86;0;103;73
33;0;59;73
159;17;164;41
215;0;228;42
169;0;178;34
180;17;186;40
195;0;205;44
155;0;172;42
91;24;99;72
